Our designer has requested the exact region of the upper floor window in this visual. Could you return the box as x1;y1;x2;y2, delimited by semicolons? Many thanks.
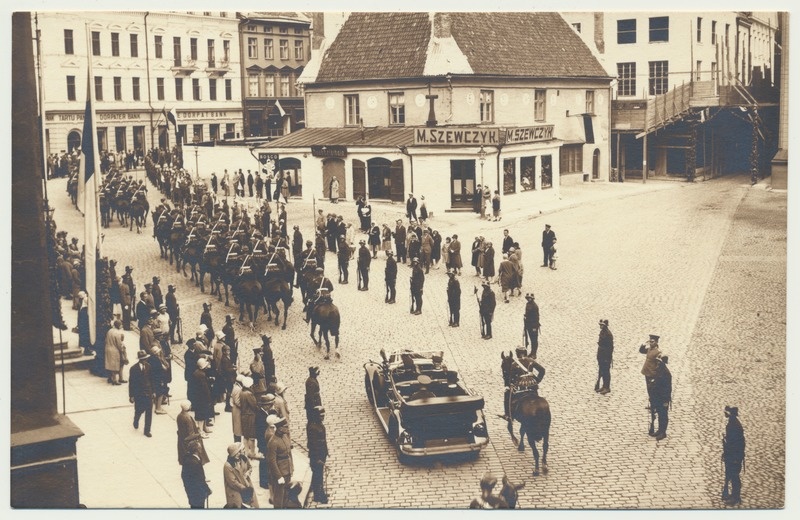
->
190;38;198;61
279;40;289;60
294;40;304;60
617;19;636;44
649;60;669;95
175;77;183;100
696;17;703;43
585;90;595;114
64;29;74;55
225;79;232;100
264;39;274;60
207;40;215;67
649;16;669;43
344;94;360;126
617;62;636;96
157;78;165;101
91;31;101;56
113;76;122;100
265;75;275;97
111;33;120;57
534;89;546;121
572;23;581;33
294;27;303;34
711;21;717;45
389;92;405;125
130;34;139;57
248;37;257;59
132;77;141;101
223;40;230;62
94;76;103;101
66;75;76;101
154;35;163;59
173;37;182;66
280;76;290;97
480;90;494;123
209;79;217;101
247;24;256;32
192;78;201;100
264;26;273;33
248;74;259;97
279;27;288;34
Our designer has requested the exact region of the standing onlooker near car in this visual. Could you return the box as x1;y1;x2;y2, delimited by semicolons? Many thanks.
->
491;190;501;221
541;224;556;268
596;319;614;394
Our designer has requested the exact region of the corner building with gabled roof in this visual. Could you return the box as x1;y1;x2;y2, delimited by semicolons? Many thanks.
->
259;12;613;213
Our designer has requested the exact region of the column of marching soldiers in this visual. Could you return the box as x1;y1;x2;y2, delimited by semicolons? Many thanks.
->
57;154;747;508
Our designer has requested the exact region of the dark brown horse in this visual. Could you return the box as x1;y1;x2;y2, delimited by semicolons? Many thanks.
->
310;300;340;359
501;351;551;476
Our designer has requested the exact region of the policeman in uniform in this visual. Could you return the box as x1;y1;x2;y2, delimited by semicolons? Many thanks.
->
222;314;237;366
446;269;461;326
337;236;350;284
304;366;322;421
357;240;371;291
479;281;496;339
166;284;180;344
306;406;329;504
410;258;425;314
384;251;397;303
640;334;661;396
151;276;163;310
649;355;672;440
523;293;540;357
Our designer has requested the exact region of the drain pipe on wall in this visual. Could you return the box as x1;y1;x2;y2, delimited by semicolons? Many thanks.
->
398;145;413;193
495;144;503;193
144;12;154;150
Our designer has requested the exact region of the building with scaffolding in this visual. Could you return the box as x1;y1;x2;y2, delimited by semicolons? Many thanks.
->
562;12;781;181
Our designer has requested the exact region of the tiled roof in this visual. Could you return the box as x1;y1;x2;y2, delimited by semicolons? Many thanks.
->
315;12;609;83
258;127;416;149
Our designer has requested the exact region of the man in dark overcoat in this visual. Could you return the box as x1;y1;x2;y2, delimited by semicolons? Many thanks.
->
446;270;461;326
357;240;371;291
523;293;540;358
722;406;746;505
306;406;329;504
541;224;556;267
129;350;155;437
393;220;407;263
304;366;322;421
384;251;397;303
479;281;496;339
596;319;614;394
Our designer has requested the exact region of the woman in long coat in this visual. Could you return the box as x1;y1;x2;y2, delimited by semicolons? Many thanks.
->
230;375;244;442
449;235;463;274
441;237;451;270
104;320;126;384
431;230;442;269
239;379;259;457
381;224;392;254
483;242;496;282
368;223;381;258
329;177;340;203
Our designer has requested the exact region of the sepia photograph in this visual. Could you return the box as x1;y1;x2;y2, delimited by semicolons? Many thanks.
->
6;0;796;513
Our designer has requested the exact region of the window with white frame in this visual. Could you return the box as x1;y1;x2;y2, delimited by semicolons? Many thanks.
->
264;39;273;59
697;17;703;43
711;21;717;45
294;40;304;60
157;78;164;101
192;78;201;100
585;90;595;114
279;40;289;60
344;94;360;126
111;33;120;57
130;34;139;57
696;61;702;81
389;92;405;125
248;37;257;59
66;75;76;101
480;90;494;123
648;60;669;95
280;76;290;97
617;62;636;96
132;77;140;101
248;74;259;97
154;35;163;59
265;75;275;97
225;79;232;100
64;29;74;55
175;78;183;100
534;89;546;121
209;79;217;100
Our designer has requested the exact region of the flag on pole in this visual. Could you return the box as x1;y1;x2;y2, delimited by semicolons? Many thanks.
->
81;71;102;344
167;107;178;128
275;99;286;118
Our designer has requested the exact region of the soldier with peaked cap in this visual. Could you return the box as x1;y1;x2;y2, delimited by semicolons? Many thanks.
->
304;366;322;420
446;269;461;327
337;235;351;284
722;405;745;505
523;293;541;358
384;250;397;303
410;258;425;314
306;406;329;504
479;281;496;339
357;239;371;290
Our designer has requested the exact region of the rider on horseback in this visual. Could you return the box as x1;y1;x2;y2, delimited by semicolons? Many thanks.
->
503;347;546;421
304;268;334;323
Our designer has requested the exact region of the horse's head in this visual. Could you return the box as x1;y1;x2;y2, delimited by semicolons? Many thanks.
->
501;351;515;387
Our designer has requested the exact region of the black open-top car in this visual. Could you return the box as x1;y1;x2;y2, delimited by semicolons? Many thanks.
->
363;349;489;459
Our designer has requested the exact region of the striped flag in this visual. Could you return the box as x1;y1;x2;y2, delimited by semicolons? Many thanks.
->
275;99;286;118
166;107;178;128
80;69;102;345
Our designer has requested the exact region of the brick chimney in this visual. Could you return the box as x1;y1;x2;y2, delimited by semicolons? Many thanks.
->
594;13;605;54
433;12;452;39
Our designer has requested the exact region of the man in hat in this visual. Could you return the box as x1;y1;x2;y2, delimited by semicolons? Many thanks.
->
306;406;329;503
596;319;614;394
501;229;515;255
166;284;181;343
136;292;150;330
648;355;672;441
314;230;327;269
305;367;322;421
179;400;211;461
250;347;267;396
394;219;407;264
722;406;746;505
357;240;371;291
261;335;276;386
384;250;397;303
410;258;425;314
469;472;509;509
255;393;276;488
476;281;496;339
406;193;418;222
239;378;260;459
267;416;294;508
181;439;212;509
639;334;662;392
129;350;155;437
541;224;556;267
143;282;155;310
192;358;215;435
337;236;350;285
200;302;214;343
223;442;258;508
222;314;237;366
151;276;163;310
523;293;541;358
446;269;461;326
139;311;158;353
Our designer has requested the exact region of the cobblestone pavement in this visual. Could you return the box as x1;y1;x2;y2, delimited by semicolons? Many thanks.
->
46;171;786;509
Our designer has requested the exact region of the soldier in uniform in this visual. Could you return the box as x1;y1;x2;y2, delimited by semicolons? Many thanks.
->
722;405;745;505
337;236;350;284
306;406;329;504
639;334;661;395
314;232;327;270
384;251;397;303
304;366;322;421
446;269;461;326
649;355;672;441
410;258;425;315
122;265;136;316
151;276;163;310
120;276;133;330
267;417;294;509
166;284;180;344
357;240;371;291
523;293;540;358
222;314;237;366
479;281;496;339
200;303;214;343
596;319;614;394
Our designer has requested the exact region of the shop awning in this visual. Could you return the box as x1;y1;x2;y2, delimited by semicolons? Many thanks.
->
257;127;416;149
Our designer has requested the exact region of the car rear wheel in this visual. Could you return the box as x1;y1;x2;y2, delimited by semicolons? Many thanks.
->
364;373;375;405
388;413;400;442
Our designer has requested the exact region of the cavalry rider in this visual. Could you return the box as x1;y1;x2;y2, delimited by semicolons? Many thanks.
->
304;268;334;323
503;347;546;421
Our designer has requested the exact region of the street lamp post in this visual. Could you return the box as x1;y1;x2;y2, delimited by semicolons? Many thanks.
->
478;144;486;189
194;145;199;179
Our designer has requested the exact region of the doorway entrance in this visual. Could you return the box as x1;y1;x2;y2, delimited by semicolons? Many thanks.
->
592;148;600;179
450;160;476;208
323;158;346;201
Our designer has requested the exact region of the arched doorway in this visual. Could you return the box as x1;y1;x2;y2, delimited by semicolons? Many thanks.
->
592;148;600;179
367;157;404;201
67;130;81;153
322;158;346;201
279;157;303;197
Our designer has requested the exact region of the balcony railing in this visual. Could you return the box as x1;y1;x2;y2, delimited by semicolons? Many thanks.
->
171;56;198;75
205;59;230;76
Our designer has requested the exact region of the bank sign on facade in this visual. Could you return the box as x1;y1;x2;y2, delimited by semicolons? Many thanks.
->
414;125;554;146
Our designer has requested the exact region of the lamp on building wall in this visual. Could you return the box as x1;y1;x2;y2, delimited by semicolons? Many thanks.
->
478;144;486;188
194;145;200;178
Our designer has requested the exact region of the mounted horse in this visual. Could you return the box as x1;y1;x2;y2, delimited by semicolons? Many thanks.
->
501;351;551;476
310;296;340;359
129;190;149;233
259;251;294;330
233;256;263;328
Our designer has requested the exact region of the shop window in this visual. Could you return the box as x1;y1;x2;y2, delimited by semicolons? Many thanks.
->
541;155;553;189
520;156;536;191
560;144;584;174
503;158;516;194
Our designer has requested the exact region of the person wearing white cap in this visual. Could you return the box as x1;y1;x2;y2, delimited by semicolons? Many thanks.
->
273;382;290;427
230;374;245;443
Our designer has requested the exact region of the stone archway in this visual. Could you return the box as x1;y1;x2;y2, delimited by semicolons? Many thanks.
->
322;158;346;201
592;148;600;179
67;130;81;153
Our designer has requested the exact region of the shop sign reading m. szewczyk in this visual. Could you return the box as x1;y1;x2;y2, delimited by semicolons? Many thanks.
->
414;125;554;146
